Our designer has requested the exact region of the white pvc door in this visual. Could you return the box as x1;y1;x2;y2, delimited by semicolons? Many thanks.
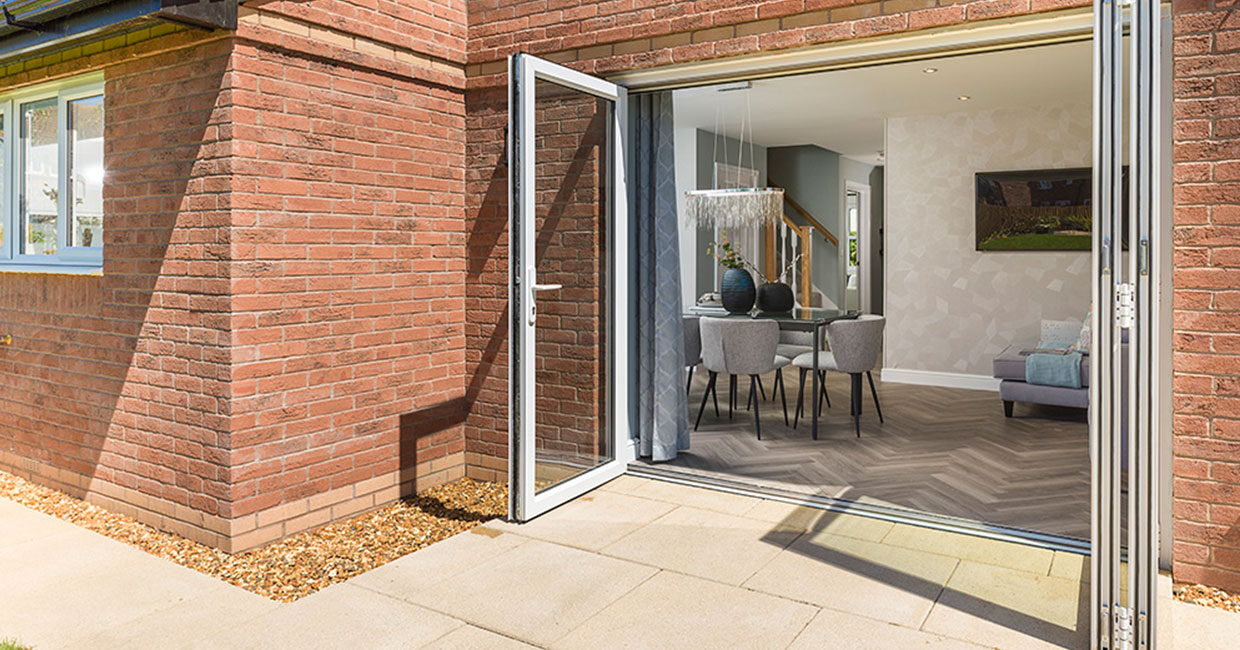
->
1091;1;1166;648
507;54;630;521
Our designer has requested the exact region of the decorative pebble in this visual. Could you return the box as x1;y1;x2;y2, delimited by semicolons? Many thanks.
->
0;470;506;602
1174;583;1240;614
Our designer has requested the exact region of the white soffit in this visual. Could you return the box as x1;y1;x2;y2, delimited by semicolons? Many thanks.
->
670;39;1093;164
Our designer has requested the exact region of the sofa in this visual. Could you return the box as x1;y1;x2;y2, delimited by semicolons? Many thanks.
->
992;343;1091;416
992;332;1126;417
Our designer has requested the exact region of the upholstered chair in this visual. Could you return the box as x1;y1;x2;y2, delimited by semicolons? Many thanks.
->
792;314;886;437
683;316;702;394
696;317;790;438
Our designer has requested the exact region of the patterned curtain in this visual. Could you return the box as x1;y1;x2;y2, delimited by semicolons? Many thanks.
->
633;91;689;461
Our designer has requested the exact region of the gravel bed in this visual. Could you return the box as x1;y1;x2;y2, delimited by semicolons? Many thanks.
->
0;470;506;602
1174;583;1240;613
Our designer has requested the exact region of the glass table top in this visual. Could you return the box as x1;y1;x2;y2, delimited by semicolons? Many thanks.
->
685;305;859;324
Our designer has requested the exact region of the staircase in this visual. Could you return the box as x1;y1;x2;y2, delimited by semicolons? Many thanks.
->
766;179;839;309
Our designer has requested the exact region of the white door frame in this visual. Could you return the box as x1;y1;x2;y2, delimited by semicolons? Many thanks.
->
1092;0;1166;647
507;53;632;522
845;180;872;313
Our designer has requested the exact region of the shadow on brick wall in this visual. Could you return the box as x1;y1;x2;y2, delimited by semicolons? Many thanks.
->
399;397;467;491
0;39;234;522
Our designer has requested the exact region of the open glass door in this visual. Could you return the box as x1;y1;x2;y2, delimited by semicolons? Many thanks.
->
508;54;629;521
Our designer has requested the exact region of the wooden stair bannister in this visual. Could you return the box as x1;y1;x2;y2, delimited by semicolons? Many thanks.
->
764;179;838;308
767;178;839;247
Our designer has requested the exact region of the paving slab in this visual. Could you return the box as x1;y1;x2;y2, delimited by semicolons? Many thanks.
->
401;538;658;647
0;498;73;549
921;560;1089;649
1165;597;1240;650
600;505;801;585
69;584;278;649
0;520;244;649
486;490;676;551
620;478;764;516
349;526;527;599
742;500;895;541
882;523;1056;575
419;625;538;649
553;570;817;650
744;530;959;627
202;583;463;650
789;608;987;649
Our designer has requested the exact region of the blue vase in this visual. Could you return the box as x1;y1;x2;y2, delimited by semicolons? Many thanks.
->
721;268;756;314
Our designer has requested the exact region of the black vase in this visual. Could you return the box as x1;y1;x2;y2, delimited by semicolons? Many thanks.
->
757;282;794;313
720;268;756;314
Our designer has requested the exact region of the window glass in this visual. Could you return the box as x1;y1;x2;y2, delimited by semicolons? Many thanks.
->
68;95;103;248
21;98;58;256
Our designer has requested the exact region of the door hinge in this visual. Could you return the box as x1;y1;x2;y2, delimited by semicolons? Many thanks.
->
1114;605;1134;650
1116;282;1136;329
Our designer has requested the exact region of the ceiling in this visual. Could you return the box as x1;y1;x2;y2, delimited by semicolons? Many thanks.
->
673;40;1093;165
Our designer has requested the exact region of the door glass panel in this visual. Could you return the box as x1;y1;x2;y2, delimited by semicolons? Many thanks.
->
21;98;58;256
68;95;104;248
532;78;612;493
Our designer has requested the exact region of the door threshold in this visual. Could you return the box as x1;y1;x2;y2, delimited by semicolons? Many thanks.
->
625;463;1091;556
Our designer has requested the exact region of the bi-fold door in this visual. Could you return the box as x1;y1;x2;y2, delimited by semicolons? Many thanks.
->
507;54;630;521
1092;0;1166;648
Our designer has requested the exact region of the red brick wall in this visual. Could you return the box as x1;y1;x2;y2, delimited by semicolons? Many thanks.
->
531;87;609;465
1170;0;1240;593
223;35;468;527
0;31;239;545
2;1;471;550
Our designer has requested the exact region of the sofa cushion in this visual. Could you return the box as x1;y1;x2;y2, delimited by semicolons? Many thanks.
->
994;343;1090;388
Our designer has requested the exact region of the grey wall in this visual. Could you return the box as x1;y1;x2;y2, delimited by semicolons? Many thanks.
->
767;145;842;308
694;128;767;298
885;102;1093;377
869;166;885;315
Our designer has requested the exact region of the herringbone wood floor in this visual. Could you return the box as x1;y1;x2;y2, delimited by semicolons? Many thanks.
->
659;369;1091;539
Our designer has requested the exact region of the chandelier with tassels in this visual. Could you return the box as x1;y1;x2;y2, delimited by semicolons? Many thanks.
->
683;81;783;230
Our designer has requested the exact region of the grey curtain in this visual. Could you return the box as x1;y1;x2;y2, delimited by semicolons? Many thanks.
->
632;91;689;461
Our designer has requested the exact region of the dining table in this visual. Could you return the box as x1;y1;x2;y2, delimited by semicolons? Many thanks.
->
685;305;860;440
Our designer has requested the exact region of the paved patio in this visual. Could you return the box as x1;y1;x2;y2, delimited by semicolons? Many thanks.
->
2;475;1237;649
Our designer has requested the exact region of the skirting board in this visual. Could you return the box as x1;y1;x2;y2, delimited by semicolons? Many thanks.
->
881;368;1001;392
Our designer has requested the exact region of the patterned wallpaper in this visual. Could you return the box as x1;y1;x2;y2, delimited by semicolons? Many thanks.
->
884;103;1093;378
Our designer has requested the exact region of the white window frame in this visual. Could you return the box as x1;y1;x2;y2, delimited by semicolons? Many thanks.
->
0;73;104;273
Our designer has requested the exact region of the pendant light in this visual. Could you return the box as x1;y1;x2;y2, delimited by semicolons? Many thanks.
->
683;81;783;229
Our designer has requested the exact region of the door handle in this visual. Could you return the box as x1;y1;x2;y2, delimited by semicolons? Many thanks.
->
526;267;561;325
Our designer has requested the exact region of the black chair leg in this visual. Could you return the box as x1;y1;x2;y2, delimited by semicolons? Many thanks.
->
686;365;695;395
750;374;761;440
817;371;829;416
695;371;716;430
867;371;884;424
850;372;863;438
777;369;789;426
729;374;736;419
712;373;720;417
793;368;807;429
758;376;767;401
1003;400;1014;418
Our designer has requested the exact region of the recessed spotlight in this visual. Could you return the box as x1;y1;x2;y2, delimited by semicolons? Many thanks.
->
957;95;971;101
922;67;938;74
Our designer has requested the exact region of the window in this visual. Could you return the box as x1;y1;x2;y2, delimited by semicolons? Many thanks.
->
0;76;104;270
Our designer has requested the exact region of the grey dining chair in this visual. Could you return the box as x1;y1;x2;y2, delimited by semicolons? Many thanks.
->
696;317;789;439
684;316;702;394
791;314;885;437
